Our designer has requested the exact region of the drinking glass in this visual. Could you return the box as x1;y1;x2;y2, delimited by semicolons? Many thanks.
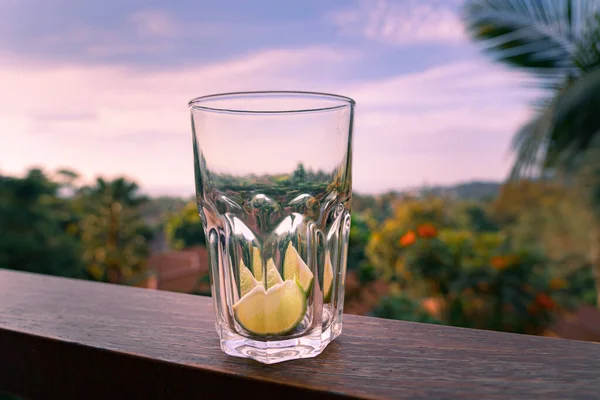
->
189;91;354;364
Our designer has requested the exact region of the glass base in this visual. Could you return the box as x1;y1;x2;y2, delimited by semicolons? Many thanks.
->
219;321;342;364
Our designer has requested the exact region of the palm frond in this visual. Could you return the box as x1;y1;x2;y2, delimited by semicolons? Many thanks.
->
574;13;600;70
510;101;555;179
549;68;600;165
463;0;600;84
511;68;600;178
465;0;600;180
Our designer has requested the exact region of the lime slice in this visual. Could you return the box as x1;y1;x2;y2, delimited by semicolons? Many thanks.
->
233;279;307;336
283;242;314;295
240;259;260;297
265;258;283;289
323;252;334;302
252;245;263;281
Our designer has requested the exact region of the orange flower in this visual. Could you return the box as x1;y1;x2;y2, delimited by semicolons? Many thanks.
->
399;231;416;247
535;293;556;310
422;297;443;318
491;256;509;270
417;223;437;238
549;278;567;290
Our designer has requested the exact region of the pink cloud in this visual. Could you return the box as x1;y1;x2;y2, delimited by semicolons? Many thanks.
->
0;45;533;194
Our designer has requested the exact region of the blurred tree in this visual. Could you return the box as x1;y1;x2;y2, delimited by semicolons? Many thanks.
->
0;169;85;278
351;193;376;214
362;192;398;225
493;181;592;268
491;180;570;226
366;197;452;284
140;196;188;226
165;201;206;250
452;201;499;233
74;177;152;284
292;163;306;183
372;294;442;324
53;168;81;194
366;197;585;334
464;0;600;305
347;212;371;271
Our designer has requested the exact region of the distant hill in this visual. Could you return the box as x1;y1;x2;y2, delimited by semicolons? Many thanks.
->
420;181;502;201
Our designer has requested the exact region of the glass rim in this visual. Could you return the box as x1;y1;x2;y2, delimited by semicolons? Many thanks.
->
188;91;355;114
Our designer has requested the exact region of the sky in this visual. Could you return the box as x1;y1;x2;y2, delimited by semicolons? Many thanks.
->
0;0;540;196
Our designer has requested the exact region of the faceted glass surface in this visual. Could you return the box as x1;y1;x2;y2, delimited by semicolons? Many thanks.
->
189;92;354;363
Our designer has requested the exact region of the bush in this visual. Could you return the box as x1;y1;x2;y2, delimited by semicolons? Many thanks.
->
371;294;442;324
366;197;587;334
165;202;206;250
357;263;378;284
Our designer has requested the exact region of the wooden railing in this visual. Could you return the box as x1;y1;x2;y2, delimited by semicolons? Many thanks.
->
1;269;599;399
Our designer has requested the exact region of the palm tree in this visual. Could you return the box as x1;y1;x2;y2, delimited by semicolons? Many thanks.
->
464;0;600;305
75;177;152;284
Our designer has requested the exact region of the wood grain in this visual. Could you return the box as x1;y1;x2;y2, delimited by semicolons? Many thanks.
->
1;269;599;399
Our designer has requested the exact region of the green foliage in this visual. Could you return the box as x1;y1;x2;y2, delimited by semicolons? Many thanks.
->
357;263;378;284
347;212;371;271
352;193;376;214
492;180;592;264
465;1;600;306
423;181;501;201
562;264;597;306
550;70;600;167
3;165;595;337
464;0;600;181
141;196;188;226
366;195;591;334
165;201;206;250
0;169;85;278
366;197;451;283
452;201;499;233
359;192;396;225
292;162;307;183
504;204;591;265
0;170;152;284
72;177;153;284
209;166;333;198
463;0;598;80
372;294;442;324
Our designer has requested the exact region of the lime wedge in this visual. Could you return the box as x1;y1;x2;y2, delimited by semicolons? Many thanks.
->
265;258;283;289
233;279;307;336
283;242;314;295
240;259;260;297
323;252;334;302
252;245;263;281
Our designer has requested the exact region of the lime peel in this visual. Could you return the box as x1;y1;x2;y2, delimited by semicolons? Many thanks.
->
283;242;314;296
265;258;283;289
252;245;263;281
239;259;259;297
233;278;307;336
323;252;334;302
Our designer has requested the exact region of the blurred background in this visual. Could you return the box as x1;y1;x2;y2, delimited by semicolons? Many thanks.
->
2;0;600;349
